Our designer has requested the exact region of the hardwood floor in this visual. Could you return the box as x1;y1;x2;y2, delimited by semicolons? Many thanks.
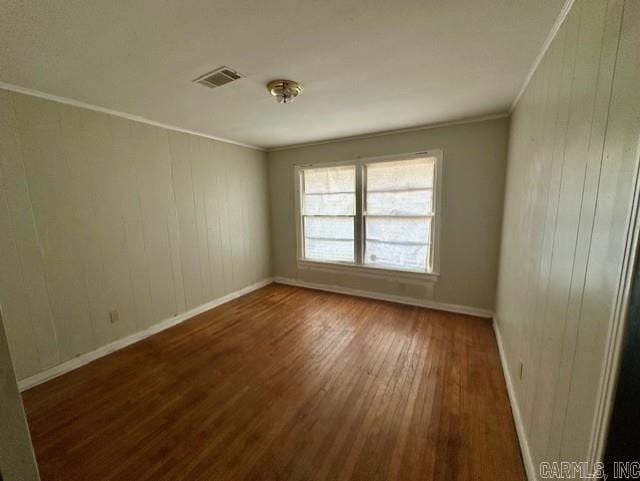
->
22;284;524;481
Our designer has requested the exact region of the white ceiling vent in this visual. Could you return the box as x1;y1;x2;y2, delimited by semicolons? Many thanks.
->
194;66;244;88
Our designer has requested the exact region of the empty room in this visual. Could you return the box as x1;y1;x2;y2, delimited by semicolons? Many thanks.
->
1;0;640;480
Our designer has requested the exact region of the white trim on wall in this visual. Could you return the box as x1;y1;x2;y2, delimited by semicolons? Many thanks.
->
296;259;440;283
0;82;264;151
274;277;493;318
18;278;274;392
509;0;576;113
0;82;511;154
19;276;494;392
493;317;536;481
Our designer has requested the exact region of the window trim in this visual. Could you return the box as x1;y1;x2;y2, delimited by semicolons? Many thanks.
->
294;150;442;282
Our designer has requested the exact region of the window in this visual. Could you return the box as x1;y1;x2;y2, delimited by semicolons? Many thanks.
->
300;165;356;263
296;152;440;277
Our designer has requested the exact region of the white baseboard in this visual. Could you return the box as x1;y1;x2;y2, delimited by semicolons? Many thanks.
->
19;277;491;392
493;317;536;481
274;276;493;318
18;278;274;392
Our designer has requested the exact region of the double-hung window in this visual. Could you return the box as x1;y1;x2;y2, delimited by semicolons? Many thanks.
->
296;151;441;277
300;165;357;263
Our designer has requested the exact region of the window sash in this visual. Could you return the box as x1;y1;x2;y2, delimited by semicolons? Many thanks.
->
362;158;435;272
300;166;357;264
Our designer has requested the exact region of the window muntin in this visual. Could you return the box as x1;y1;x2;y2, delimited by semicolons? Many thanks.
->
298;153;438;275
301;165;356;263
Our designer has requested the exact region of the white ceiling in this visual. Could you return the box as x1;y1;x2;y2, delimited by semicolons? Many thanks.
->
0;0;565;149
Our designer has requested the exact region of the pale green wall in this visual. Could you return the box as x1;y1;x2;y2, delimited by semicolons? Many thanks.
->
268;118;509;311
0;309;39;481
495;0;640;472
0;90;271;381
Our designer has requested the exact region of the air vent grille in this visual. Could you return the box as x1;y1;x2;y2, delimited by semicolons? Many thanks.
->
194;66;245;88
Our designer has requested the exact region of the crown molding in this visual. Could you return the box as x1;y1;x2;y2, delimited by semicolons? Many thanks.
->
0;81;265;151
267;112;510;152
0;81;511;153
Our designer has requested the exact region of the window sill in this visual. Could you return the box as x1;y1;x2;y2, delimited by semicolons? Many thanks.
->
296;259;439;283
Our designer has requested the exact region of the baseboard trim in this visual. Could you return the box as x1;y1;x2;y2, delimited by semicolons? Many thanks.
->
18;278;274;392
493;317;536;481
274;276;493;318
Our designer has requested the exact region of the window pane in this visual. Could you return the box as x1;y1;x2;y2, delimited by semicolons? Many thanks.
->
364;240;429;271
303;193;355;216
305;238;355;263
304;165;356;194
366;157;434;191
366;190;432;216
366;216;431;244
304;216;354;240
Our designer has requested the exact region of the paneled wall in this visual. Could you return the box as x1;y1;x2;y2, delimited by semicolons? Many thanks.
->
0;90;271;380
496;0;640;473
268;118;509;311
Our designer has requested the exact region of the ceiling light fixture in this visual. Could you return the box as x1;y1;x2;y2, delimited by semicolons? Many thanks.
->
267;80;303;104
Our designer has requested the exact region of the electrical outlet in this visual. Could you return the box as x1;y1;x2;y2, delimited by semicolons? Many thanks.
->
109;309;120;324
518;359;524;380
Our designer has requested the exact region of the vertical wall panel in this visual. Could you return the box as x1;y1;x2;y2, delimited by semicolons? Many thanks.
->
520;24;566;434
131;123;181;323
191;137;214;303
546;0;621;460
204;137;226;298
207;141;229;297
14;95;98;362
0;91;270;380
0;166;41;378
0;91;58;377
561;0;640;461
522;24;571;449
495;0;640;472
82;109;138;344
112;118;156;332
216;150;234;294
173;133;198;306
167;131;204;310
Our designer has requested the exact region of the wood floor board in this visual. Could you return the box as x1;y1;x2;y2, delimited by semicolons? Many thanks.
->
22;284;524;481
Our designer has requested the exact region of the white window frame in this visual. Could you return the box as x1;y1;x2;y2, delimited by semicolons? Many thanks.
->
294;150;442;282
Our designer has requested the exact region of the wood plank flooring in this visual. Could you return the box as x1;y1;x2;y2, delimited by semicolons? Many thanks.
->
22;284;524;481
